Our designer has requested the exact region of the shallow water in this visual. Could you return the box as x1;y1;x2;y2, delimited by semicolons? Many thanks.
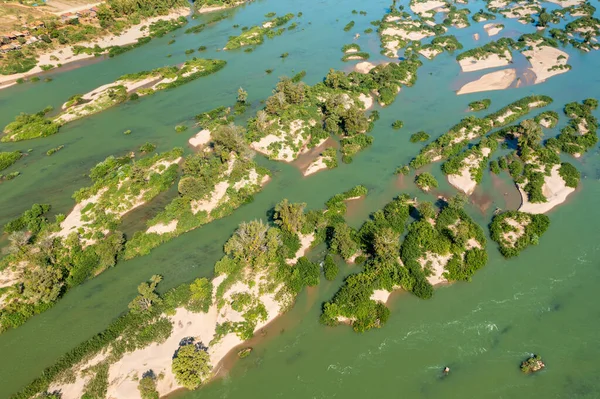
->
0;0;600;397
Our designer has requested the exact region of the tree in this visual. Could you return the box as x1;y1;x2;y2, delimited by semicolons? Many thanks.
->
537;8;551;28
212;123;250;158
187;278;213;313
330;223;358;259
4;231;31;255
273;199;306;234
518;119;544;148
138;371;159;399
128;275;163;313
237;87;248;104
447;193;468;210
22;266;63;304
224;220;280;266
373;227;400;261
172;344;212;389
415;173;438;191
418;202;436;220
323;254;339;281
255;110;268;131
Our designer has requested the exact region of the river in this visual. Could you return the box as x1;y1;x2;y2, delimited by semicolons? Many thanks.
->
0;0;599;397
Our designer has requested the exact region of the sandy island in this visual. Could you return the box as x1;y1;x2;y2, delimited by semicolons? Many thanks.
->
447;148;492;194
523;45;570;84
459;51;512;72
518;165;575;214
457;68;516;95
484;23;504;36
0;8;190;90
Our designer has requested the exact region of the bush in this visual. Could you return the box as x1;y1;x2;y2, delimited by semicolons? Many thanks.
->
344;21;355;31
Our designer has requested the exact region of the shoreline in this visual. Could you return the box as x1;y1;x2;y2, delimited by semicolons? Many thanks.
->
0;8;190;90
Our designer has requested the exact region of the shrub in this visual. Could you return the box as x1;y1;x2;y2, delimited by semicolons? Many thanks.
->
344;21;355;31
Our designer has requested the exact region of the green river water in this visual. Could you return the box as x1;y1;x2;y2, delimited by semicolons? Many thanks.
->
1;0;600;397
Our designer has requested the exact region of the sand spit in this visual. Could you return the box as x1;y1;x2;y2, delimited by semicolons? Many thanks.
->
286;233;315;265
358;93;374;110
354;61;377;74
447;148;492;194
523;45;570;84
370;289;393;304
484;23;504;36
304;157;328;176
410;0;448;15
457;68;516;95
189;129;212;148
0;8;190;90
146;220;178;235
459;51;512;72
103;267;288;399
419;252;452;285
519;165;575;214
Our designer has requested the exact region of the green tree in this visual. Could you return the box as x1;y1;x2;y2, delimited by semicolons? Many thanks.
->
273;199;306;233
373;227;400;261
172;344;212;389
224;220;280;266
323;254;339;281
518;119;544;148
187;277;213;313
537;7;551;27
128;275;163;313
138;372;159;399
330;223;358;259
447;193;468;210
22;266;64;304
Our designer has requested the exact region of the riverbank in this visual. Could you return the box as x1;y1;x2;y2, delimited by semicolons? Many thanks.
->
0;8;190;90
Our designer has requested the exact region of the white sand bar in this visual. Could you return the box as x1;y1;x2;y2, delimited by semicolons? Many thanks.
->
457;68;516;95
519;165;575;214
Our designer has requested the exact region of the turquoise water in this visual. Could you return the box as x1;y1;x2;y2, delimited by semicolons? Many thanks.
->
0;0;599;397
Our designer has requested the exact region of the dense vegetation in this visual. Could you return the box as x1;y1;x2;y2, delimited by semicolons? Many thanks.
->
321;194;487;332
408;95;553;170
490;211;550;258
0;149;184;331
546;99;598;156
